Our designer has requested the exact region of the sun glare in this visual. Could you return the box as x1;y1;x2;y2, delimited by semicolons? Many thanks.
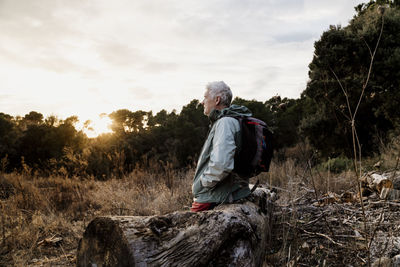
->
82;114;113;138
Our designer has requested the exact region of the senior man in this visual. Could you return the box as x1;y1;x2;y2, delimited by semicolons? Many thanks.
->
191;81;252;212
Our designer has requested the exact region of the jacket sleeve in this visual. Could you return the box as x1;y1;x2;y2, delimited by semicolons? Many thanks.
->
200;117;239;188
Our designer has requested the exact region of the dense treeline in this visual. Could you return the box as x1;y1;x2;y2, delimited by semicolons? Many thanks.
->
0;97;298;179
1;0;399;179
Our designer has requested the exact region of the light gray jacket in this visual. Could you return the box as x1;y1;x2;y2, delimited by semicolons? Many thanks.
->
192;105;252;203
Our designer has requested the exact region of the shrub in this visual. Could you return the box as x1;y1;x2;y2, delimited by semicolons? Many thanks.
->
319;156;353;173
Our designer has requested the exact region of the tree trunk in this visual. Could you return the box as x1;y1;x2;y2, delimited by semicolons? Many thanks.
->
76;188;274;267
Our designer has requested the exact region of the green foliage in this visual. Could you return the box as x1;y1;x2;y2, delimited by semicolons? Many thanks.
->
319;156;353;173
0;112;87;175
23;111;43;124
268;97;308;150
0;113;19;167
109;109;148;134
356;0;400;15
302;2;400;157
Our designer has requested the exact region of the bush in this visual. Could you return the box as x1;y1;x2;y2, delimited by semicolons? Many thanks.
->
319;157;353;173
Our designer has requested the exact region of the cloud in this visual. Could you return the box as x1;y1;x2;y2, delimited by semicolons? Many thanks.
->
0;94;11;102
96;42;147;67
128;87;154;100
0;1;83;46
0;0;364;120
273;32;315;43
95;41;178;73
0;1;102;76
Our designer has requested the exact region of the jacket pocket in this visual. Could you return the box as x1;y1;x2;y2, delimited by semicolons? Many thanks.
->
192;177;210;196
192;178;202;195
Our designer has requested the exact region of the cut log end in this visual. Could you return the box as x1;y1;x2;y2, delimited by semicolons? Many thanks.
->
77;217;135;267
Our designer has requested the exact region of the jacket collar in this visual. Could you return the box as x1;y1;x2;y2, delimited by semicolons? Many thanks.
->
208;108;223;123
208;104;252;123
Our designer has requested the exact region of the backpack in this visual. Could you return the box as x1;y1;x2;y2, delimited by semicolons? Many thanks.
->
229;116;274;178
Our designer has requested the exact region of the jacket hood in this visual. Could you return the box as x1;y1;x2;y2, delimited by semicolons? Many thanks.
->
209;104;252;122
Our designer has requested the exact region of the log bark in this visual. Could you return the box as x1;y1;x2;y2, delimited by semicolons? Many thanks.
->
76;188;274;267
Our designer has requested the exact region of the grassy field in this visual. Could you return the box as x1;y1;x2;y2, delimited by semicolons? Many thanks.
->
0;167;195;266
1;138;399;266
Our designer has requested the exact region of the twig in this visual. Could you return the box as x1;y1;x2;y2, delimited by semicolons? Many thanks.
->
368;211;385;250
334;234;365;240
301;228;345;247
1;204;5;248
390;152;400;181
362;37;373;58
335;204;364;214
304;214;328;226
357;253;367;264
368;201;400;207
291;190;315;203
330;68;354;120
354;13;385;118
59;244;70;264
281;222;344;247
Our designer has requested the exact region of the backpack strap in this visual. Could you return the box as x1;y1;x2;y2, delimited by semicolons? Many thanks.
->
249;119;265;168
250;179;260;193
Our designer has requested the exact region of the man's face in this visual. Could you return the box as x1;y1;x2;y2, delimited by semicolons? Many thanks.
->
201;90;217;116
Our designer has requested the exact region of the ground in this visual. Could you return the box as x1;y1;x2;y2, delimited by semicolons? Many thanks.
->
2;168;400;266
266;187;400;266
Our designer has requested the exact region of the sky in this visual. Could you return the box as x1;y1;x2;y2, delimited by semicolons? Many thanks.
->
0;0;364;136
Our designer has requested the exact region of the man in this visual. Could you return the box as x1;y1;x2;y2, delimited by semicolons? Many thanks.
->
191;81;252;212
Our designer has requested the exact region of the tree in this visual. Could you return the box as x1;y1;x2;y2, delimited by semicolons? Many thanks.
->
109;109;148;134
23;111;43;124
302;1;400;157
0;113;19;171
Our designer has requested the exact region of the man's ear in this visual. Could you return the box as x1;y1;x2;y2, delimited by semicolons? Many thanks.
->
215;96;221;106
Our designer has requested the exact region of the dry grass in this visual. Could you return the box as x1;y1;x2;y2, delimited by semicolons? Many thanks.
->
257;159;356;204
0;174;90;266
1;140;397;266
379;136;400;171
0;167;194;266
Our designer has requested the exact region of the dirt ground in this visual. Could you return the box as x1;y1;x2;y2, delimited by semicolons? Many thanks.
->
266;188;400;266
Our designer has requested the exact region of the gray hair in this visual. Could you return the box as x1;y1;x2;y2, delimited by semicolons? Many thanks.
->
206;81;232;107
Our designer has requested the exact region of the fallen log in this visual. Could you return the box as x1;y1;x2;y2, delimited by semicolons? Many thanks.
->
361;172;393;196
76;188;274;267
380;187;400;200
